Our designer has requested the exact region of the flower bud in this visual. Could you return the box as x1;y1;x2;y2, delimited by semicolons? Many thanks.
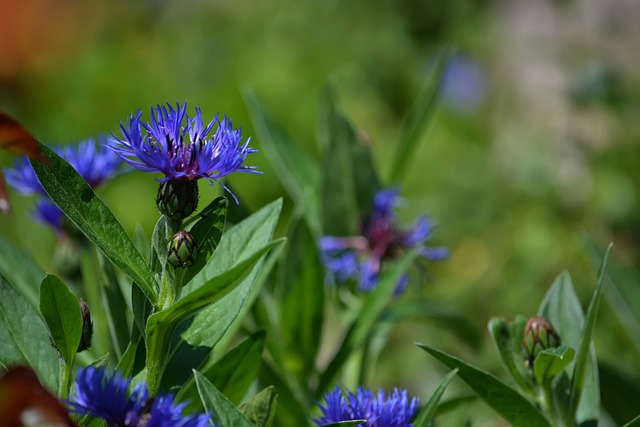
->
156;179;199;218
522;316;561;368
77;298;94;353
167;230;198;268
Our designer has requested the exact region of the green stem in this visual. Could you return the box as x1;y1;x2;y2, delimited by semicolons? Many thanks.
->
540;380;558;426
59;356;74;400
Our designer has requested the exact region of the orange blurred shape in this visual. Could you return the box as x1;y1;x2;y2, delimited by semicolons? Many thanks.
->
0;366;76;427
0;112;44;213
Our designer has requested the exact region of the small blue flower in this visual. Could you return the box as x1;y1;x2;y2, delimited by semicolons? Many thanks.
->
440;53;487;114
319;188;448;293
313;386;419;427
4;137;122;231
69;366;212;427
110;102;259;186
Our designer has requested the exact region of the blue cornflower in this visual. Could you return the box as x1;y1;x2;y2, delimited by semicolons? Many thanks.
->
68;366;212;427
313;386;419;427
110;102;259;185
440;53;487;114
109;102;259;216
4;136;122;232
319;188;448;293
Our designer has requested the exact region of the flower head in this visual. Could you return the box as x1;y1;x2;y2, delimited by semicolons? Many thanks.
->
319;188;448;292
68;366;212;427
110;102;259;184
4;136;122;232
313;386;419;427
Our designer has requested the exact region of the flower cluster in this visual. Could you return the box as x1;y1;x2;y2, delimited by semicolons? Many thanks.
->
313;386;419;427
68;366;212;427
319;188;448;292
4;137;121;233
109;102;259;215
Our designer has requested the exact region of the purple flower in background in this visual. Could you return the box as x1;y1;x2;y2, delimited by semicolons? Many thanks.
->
440;53;487;114
313;386;419;427
110;102;259;185
319;188;448;293
69;366;212;427
4;136;122;232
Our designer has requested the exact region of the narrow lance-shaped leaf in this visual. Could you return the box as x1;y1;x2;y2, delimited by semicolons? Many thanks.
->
412;368;459;427
417;343;553;427
39;274;82;365
389;47;454;184
0;235;45;308
193;370;254;427
238;386;278;427
566;243;613;424
31;142;157;305
316;250;419;398
488;316;534;395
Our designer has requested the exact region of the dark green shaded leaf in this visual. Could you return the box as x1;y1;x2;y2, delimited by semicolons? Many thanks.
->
389;47;453;183
39;274;82;365
177;330;266;409
194;370;254;427
413;368;458;427
31;143;157;305
239;386;278;427
279;219;324;384
316;250;419;397
0;273;59;391
599;362;640;426
534;346;575;384
622;414;640;427
417;343;552;427
488;316;533;395
0;235;44;308
243;87;320;232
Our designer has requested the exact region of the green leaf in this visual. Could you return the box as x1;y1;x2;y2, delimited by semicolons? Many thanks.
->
279;218;324;385
318;84;377;235
194;370;254;427
243;87;321;232
566;243;612;425
180;196;227;287
487;316;533;394
389;47;453;183
537;270;599;425
413;368;458;427
31;142;157;305
0;235;44;308
0;273;59;391
316;250;419;397
160;200;283;388
259;361;310;427
238;386;278;427
39;274;82;365
417;343;552;427
146;239;283;389
533;346;575;384
177;330;266;410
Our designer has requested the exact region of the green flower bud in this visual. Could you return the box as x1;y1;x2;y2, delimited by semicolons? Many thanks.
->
167;230;198;268
77;298;94;353
156;179;199;218
522;316;561;368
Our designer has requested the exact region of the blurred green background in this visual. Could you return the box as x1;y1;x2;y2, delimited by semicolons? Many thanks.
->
2;0;640;424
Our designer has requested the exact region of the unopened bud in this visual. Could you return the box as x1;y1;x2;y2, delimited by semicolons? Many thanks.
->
167;230;198;268
77;299;93;353
156;179;199;218
522;316;560;368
